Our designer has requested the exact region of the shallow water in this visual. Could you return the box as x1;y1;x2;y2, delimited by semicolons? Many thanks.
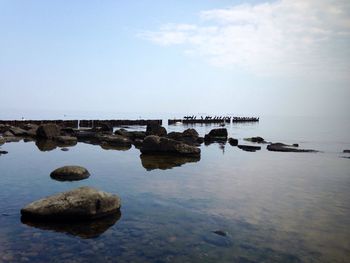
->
0;116;350;262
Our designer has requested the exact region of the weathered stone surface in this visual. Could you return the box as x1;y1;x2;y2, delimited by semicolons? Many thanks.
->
9;126;27;136
114;129;146;140
99;135;132;147
50;166;90;181
267;143;317;152
244;136;266;143
146;122;167;137
237;145;261;152
36;124;61;139
21;186;121;220
204;128;228;142
228;138;238;146
141;135;200;156
100;143;131;151
2;131;14;137
140;154;200;170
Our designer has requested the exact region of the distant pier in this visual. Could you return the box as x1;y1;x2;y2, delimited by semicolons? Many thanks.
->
168;116;259;125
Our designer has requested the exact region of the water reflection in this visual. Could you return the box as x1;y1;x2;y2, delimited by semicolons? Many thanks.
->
21;211;121;239
140;154;200;171
35;139;57;151
100;143;131;151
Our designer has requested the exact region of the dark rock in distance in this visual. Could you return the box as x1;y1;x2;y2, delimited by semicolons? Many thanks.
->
204;128;228;143
238;145;261;152
36;124;61;139
244;136;266;143
267;143;317;152
343;150;350;153
50;166;90;181
21;186;121;221
228;138;238;146
141;135;200;156
61;148;69;152
0;137;4;145
0;150;8;155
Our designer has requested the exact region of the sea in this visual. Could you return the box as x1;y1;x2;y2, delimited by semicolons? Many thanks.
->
0;113;349;263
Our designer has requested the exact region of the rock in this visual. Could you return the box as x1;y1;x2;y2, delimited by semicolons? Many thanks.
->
9;126;27;136
204;128;228;142
132;139;143;148
56;136;78;146
114;129;146;140
141;135;200;156
50;166;90;181
36;124;61;139
267;143;317;152
343;150;350;153
213;230;227;237
0;150;8;155
93;122;113;132
228;138;238;146
21;186;121;221
99;135;132;147
75;130;98;139
21;211;121;239
146;122;167;137
237;145;261;152
21;123;39;131
140;154;200;170
4;136;21;143
244;136;266;143
100;143;131;151
61;148;69;151
183;128;199;139
0;136;4;145
2;131;14;137
0;124;10;133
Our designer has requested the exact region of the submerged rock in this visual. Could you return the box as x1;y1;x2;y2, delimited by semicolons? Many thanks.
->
36;124;61;139
343;150;350;153
21;186;121;221
228;138;238;146
60;148;69;152
213;230;227;237
0;150;8;155
244;136;266;143
267;143;317;152
50;166;90;181
141;135;200;156
21;210;121;239
237;145;261;152
204;128;228;143
99;135;132;147
140;153;200;170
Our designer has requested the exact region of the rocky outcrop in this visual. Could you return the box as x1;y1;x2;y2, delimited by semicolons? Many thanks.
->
167;128;202;146
204;128;228;143
98;135;132;147
36;124;61;139
140;154;200;170
9;126;27;136
267;143;317;152
141;135;200;156
228;138;238;146
244;136;266;143
146;122;167;137
21;187;121;221
237;145;261;152
50;166;90;181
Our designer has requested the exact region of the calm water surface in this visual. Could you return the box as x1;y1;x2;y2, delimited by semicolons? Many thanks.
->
0;116;349;262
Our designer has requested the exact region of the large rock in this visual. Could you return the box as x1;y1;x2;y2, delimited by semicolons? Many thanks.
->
237;145;261;152
21;186;121;221
146;122;167;137
228;138;238;146
167;129;202;146
244;136;266;143
267;143;317;152
141;135;200;156
183;128;199;139
9;126;27;136
50;166;90;181
36;124;61;139
99;135;132;147
204;128;228;142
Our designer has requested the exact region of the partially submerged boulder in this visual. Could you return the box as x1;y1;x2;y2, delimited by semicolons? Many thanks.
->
50;166;90;181
9;126;27;136
228;138;238;146
267;143;317;152
237;145;261;152
21;186;121;221
244;136;266;143
36;124;61;139
204;128;228;142
146;122;167;137
99;135;132;147
141;135;200;156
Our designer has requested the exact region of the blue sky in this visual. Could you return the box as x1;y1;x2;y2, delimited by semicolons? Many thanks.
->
0;0;349;118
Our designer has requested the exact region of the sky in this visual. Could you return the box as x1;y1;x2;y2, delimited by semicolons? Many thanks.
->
0;0;349;118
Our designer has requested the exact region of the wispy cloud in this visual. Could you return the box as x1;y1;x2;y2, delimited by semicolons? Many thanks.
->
141;0;350;77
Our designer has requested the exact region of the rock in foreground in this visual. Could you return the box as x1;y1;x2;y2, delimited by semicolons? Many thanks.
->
141;135;200;156
50;166;90;181
21;187;121;221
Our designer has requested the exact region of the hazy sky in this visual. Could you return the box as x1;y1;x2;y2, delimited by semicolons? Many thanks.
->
0;0;349;118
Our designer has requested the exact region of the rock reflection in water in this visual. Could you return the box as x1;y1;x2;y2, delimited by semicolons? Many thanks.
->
140;154;200;171
35;139;58;152
100;143;131;151
21;211;121;239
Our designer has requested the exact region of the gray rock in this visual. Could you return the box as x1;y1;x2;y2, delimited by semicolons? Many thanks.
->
204;128;228;143
228;138;238;146
9;126;27;136
2;131;14;137
140;153;200;170
99;134;132;147
61;148;69;152
0;150;8;155
244;136;266;143
50;166;90;181
36;124;61;139
141;135;200;156
238;145;261;152
267;143;317;152
21;186;121;220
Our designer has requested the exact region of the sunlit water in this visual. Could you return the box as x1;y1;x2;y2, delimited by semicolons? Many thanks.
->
0;116;349;262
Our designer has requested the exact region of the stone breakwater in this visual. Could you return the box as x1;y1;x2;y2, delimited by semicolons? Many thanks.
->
168;116;259;125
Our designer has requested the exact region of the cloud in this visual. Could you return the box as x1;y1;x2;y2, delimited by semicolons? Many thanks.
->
141;0;350;78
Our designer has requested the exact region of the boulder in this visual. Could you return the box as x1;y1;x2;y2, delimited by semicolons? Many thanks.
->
267;143;317;152
228;138;238;146
204;128;228;142
36;124;61;139
141;135;200;156
93;122;113;132
146;122;167;137
132;138;143;148
9;126;27;136
343;150;350;153
183;128;199;139
50;166;90;181
237;145;261;152
56;136;78;146
0;150;8;155
99;135;132;147
21;186;121;221
244;136;266;143
2;131;14;137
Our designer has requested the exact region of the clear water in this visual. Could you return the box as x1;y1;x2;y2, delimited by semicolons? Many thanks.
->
0;116;350;263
